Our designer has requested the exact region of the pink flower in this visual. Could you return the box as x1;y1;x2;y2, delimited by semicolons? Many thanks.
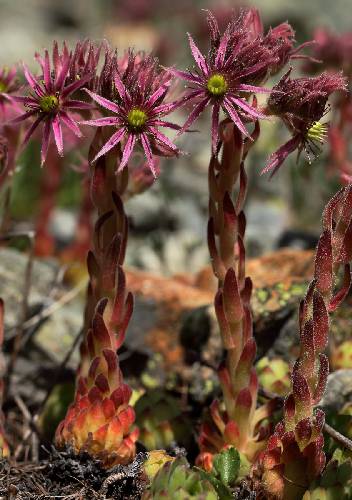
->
262;70;347;177
0;66;20;118
13;43;94;165
82;54;181;176
174;10;285;152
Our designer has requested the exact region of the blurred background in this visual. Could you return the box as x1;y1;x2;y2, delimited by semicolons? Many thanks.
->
0;0;348;276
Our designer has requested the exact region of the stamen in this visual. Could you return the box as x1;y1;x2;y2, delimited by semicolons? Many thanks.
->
40;95;59;113
127;108;148;130
207;74;228;97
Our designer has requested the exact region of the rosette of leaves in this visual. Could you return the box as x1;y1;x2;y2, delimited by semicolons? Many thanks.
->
256;357;291;396
135;389;192;451
197;447;251;499
143;457;218;499
302;449;352;499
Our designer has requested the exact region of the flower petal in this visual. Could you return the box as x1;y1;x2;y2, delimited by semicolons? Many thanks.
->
23;63;45;97
118;133;136;171
41;119;51;165
187;33;209;76
60;111;82;137
168;68;203;85
261;135;301;178
61;74;94;99
52;115;64;156
65;99;94;110
81;116;120;127
152;128;178;153
22;115;44;147
140;132;157;177
230;96;268;120
93;127;126;162
177;96;210;136
238;84;271;94
222;99;251;138
84;89;120;114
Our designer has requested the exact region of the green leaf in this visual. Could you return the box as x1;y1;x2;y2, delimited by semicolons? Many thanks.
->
213;447;240;487
195;467;232;500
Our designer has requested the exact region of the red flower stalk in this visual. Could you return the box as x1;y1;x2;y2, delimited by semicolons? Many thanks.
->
82;53;181;176
13;43;93;165
174;10;299;152
261;185;352;500
0;299;9;458
197;121;277;471
262;69;347;177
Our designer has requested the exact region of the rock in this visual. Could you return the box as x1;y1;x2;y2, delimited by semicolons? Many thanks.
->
0;248;59;332
320;370;352;411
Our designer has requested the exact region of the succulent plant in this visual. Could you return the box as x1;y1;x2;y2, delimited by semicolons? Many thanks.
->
262;185;352;500
135;389;192;451
256;357;291;396
302;449;352;499
143;457;218;499
142;449;175;482
55;191;138;467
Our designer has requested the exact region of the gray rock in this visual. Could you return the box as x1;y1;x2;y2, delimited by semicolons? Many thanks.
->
0;248;59;332
320;369;352;411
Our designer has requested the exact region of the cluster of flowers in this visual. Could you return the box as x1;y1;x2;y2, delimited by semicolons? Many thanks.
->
0;8;350;499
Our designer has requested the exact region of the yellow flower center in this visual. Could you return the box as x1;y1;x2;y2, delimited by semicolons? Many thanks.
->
306;121;328;143
207;73;228;96
127;108;148;130
0;81;7;93
40;95;59;113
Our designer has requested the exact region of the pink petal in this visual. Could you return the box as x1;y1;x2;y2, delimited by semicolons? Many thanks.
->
222;99;251;138
43;50;52;93
65;99;94;110
113;71;131;103
118;133;136;171
177;96;210;136
261;135;301;178
81;116;120;127
152;128;178;153
84;88;120;114
230;96;268;120
11;110;37;123
61;74;94;99
60;111;82;137
140;132;157;177
187;33;209;76
145;83;170;109
93;127;126;162
41;119;51;165
215;28;231;67
238;84;272;94
168;68;203;85
23;63;45;97
55;53;70;91
148;119;182;130
22;115;44;147
52;115;64;156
